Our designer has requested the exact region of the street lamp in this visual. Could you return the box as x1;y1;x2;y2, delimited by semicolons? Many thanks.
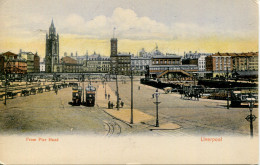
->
153;89;161;127
226;83;231;109
4;59;11;105
130;66;134;124
245;97;257;137
105;82;107;96
82;74;85;105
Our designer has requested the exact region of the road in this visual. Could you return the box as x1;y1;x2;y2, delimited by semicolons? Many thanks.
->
0;82;142;135
108;77;258;136
0;78;258;137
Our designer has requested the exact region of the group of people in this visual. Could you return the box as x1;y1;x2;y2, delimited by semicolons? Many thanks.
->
105;93;110;100
107;99;124;109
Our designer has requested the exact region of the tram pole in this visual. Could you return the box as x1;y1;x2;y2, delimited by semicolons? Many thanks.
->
130;67;133;124
4;71;7;105
82;74;85;105
116;73;119;110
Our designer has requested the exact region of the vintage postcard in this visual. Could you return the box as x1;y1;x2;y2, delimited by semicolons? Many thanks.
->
0;0;258;164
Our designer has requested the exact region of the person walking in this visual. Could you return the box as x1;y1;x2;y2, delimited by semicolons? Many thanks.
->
108;101;111;109
121;101;124;108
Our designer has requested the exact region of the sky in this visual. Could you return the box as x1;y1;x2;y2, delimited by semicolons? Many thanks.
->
0;0;258;59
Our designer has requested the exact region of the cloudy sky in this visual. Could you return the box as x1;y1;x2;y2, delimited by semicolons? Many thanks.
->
0;0;258;58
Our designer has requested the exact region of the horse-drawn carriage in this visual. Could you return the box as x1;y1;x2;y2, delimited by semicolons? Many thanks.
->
38;87;43;93
6;91;16;99
30;88;37;95
45;85;51;92
21;89;30;96
182;85;204;100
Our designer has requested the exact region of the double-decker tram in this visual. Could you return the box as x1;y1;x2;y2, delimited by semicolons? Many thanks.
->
85;84;96;107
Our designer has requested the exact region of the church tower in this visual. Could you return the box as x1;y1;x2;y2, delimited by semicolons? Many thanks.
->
45;19;59;73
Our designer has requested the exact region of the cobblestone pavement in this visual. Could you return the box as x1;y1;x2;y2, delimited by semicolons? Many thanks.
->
107;77;258;136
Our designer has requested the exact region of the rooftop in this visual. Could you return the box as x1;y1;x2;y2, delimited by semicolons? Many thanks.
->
1;51;17;56
152;55;182;59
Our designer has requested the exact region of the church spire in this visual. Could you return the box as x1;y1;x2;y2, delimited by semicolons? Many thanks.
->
49;19;56;36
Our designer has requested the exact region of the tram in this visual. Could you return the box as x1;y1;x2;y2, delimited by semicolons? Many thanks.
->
72;86;82;106
230;89;258;107
85;84;96;107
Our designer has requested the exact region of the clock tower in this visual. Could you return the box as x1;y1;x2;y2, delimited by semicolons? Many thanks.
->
110;38;117;57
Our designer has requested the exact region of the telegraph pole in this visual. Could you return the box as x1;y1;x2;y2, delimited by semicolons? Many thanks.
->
226;67;229;109
116;73;119;110
82;74;85;105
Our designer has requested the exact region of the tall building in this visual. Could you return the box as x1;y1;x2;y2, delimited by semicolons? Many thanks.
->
110;38;117;56
45;19;60;73
110;38;118;74
34;52;40;73
206;52;233;78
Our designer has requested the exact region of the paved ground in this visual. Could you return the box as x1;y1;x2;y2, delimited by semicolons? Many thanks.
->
107;77;258;136
0;78;258;137
0;82;152;136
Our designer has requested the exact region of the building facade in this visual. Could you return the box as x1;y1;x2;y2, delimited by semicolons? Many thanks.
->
206;53;233;77
198;55;207;71
0;51;27;74
151;55;182;65
45;20;59;73
86;52;110;73
131;56;151;75
231;52;258;71
34;52;40;73
20;51;34;73
40;61;45;72
60;56;83;73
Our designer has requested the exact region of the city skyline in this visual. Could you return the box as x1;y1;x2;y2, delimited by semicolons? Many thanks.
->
0;0;258;59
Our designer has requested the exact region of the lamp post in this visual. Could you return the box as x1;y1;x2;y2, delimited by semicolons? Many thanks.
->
115;72;119;110
245;97;257;137
153;89;161;127
4;59;11;105
82;74;85;105
105;82;107;96
130;67;133;124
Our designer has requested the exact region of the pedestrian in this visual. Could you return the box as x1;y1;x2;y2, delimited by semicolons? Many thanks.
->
121;101;124;108
55;88;58;95
108;101;111;109
108;94;110;100
111;102;114;109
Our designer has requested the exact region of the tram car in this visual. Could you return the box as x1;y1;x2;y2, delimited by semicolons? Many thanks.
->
85;84;96;106
230;89;258;107
72;86;82;106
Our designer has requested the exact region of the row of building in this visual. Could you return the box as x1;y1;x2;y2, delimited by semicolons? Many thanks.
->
0;50;40;75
